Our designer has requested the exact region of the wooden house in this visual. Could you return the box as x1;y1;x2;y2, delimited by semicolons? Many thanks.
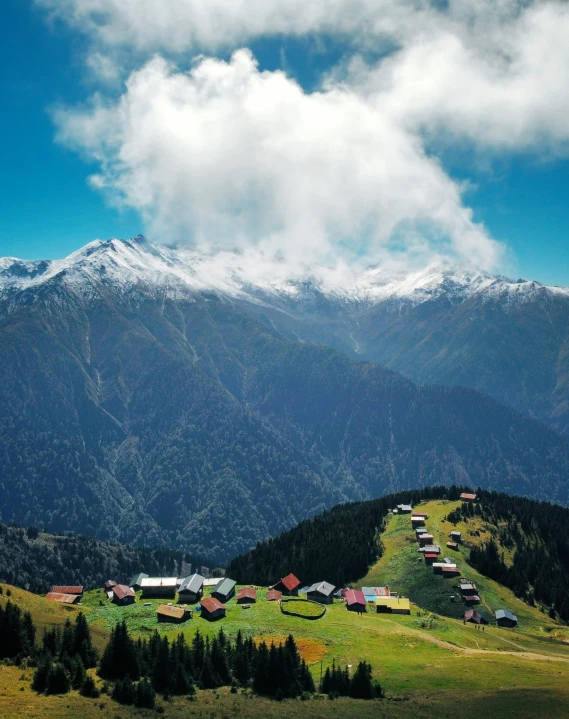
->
269;573;301;596
45;592;80;604
412;511;428;519
446;541;459;550
419;534;434;545
211;578;236;603
237;587;257;604
496;609;518;628
157;604;192;623
345;589;366;613
460;493;477;502
112;585;136;606
424;552;438;565
397;504;413;514
432;562;457;573
140;577;178;598
177;573;205;603
51;585;83;596
266;589;282;601
200;597;226;621
376;597;410;614
129;573;149;591
450;531;462;543
464;609;488;625
459;582;478;595
411;516;425;527
441;566;460;577
305;581;336;604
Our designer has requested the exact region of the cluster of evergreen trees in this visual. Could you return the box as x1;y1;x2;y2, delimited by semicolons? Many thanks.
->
0;597;35;661
446;491;569;621
0;522;208;593
228;486;469;586
32;614;99;697
320;660;383;700
98;622;315;703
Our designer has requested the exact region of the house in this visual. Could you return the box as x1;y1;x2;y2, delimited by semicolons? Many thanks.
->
157;604;192;623
460;493;477;502
376;597;410;614
419;545;441;555
464;609;488;625
361;586;390;603
266;589;282;601
345;589;366;613
237;587;257;604
177;574;205;603
140;577;178;598
496;609;518;628
441;566;460;577
112;585;136;606
411;516;425;526
424;553;438;565
412;511;428;519
203;577;225;587
419;534;434;545
305;581;336;604
211;578;236;603
397;504;413;514
51;586;83;596
129;573;149;591
270;573;301;596
45;592;80;604
446;541;459;550
460;582;478;595
416;528;428;535
450;531;462;542
104;580;117;590
463;595;480;604
432;562;456;573
200;597;226;621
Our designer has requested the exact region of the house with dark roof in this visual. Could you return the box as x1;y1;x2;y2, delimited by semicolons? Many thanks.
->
177;574;205;603
200;597;226;621
270;573;301;596
397;504;413;514
237;587;257;604
305;581;336;604
157;604;192;623
496;609;518;627
112;585;136;606
345;589;366;613
211;578;236;603
464;609;488;624
129;573;149;591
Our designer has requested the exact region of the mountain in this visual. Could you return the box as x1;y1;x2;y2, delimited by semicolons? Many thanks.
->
1;237;569;559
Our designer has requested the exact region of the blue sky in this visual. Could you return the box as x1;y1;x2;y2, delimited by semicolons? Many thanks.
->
1;0;568;286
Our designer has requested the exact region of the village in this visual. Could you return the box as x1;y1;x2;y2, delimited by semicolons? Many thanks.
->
43;493;518;631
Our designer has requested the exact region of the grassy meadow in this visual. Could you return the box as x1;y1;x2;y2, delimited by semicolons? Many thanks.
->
2;499;569;717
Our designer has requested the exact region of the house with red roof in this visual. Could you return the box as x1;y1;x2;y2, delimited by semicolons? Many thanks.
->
345;589;366;613
270;573;301;596
112;584;136;606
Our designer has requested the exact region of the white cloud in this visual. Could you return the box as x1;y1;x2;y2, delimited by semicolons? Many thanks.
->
54;50;501;270
41;0;569;273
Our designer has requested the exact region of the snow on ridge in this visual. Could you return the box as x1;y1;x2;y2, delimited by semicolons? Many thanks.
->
0;236;567;307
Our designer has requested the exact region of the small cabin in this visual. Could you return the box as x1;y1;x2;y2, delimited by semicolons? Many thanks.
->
397;504;413;514
460;493;477;502
237;587;257;604
450;531;462;543
424;553;438;565
112;585;135;606
51;585;83;597
200;597;226;621
140;577;178;598
157;604;192;623
344;589;366;613
211;578;236;603
306;581;336;604
266;589;282;601
496;609;518;628
177;573;205;603
269;573;301;596
464;609;488;625
45;592;80;604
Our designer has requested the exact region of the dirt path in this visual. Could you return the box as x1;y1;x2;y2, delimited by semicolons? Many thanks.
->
378;617;569;664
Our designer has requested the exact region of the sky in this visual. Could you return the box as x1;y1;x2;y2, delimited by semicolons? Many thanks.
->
1;0;568;286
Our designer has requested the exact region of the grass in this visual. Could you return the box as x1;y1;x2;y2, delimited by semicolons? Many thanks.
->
280;598;326;618
3;499;569;717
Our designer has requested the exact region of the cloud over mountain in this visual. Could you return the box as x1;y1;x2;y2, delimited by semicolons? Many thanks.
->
40;0;569;273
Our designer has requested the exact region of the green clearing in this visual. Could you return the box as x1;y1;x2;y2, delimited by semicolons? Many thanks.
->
3;499;569;717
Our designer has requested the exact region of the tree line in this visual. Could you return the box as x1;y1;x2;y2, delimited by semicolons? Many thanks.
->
227;485;469;587
446;491;569;621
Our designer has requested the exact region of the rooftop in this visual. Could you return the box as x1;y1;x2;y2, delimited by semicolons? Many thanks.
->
156;604;189;620
178;573;205;593
200;597;226;613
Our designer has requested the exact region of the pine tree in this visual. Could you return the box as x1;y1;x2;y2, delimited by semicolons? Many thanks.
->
136;678;156;709
98;621;140;680
73;613;97;668
45;663;71;695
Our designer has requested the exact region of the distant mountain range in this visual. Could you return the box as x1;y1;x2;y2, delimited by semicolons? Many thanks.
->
1;236;568;560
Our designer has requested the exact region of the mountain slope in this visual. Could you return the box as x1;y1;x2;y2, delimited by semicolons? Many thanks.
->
2;238;569;559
